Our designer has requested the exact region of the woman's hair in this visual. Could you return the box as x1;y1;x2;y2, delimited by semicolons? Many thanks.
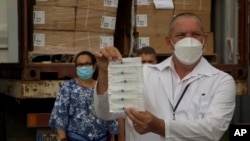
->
74;50;96;64
74;51;98;80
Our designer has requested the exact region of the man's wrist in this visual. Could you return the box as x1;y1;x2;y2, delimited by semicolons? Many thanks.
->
153;118;165;136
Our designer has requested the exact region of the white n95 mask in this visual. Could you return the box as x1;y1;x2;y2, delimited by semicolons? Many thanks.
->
173;37;203;65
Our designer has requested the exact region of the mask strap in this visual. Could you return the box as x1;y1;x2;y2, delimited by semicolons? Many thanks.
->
201;38;205;52
170;40;175;46
202;38;205;45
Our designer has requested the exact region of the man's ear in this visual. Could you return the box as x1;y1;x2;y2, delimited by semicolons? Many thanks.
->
203;33;208;44
203;33;208;50
165;36;174;50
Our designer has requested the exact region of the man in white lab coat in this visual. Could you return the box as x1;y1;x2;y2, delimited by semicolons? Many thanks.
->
94;12;236;141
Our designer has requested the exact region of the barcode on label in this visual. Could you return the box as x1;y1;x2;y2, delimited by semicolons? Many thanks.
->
100;36;114;48
33;11;45;24
101;16;116;30
136;15;147;27
33;33;45;47
104;0;118;7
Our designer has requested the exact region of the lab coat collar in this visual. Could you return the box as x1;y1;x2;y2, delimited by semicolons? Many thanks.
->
192;58;219;77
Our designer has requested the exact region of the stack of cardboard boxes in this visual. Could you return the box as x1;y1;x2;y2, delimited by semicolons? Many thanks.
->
32;0;119;57
75;0;118;53
31;0;214;61
136;0;213;55
33;0;76;55
135;0;173;54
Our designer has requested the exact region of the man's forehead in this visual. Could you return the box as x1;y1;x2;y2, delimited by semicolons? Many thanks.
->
174;17;202;26
173;20;202;32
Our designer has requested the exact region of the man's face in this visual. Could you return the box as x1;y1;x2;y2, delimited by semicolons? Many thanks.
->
170;17;205;48
140;53;157;64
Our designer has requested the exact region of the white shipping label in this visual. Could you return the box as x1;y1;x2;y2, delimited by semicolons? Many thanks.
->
153;0;174;9
33;11;45;24
108;57;145;112
136;15;147;27
33;33;45;47
101;16;116;30
104;0;118;7
137;0;150;5
138;37;150;48
100;36;114;48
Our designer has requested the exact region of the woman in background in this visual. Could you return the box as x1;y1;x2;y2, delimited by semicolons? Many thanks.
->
49;51;119;141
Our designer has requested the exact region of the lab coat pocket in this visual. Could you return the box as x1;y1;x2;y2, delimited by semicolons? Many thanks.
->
199;93;212;119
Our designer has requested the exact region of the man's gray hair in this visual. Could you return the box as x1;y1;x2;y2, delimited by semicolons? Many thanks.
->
168;12;205;36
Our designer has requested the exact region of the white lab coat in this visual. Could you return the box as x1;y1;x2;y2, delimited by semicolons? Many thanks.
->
94;56;236;141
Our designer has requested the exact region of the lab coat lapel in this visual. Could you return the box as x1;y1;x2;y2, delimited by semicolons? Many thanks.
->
159;68;174;106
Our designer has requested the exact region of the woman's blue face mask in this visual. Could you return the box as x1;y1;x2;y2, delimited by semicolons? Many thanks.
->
76;66;94;80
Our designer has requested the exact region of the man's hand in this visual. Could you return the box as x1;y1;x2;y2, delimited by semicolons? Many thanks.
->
94;46;122;72
94;46;122;94
125;108;165;136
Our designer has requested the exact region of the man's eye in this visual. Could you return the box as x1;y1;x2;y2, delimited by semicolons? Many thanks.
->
192;33;202;37
176;34;184;37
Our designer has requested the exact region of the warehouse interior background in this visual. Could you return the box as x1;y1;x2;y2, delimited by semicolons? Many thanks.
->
0;0;249;141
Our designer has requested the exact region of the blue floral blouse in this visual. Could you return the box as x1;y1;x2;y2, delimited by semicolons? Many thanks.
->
49;79;119;141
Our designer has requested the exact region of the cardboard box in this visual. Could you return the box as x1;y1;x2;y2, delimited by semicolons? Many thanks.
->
33;6;75;30
77;0;119;13
75;32;114;53
204;32;214;54
136;0;155;10
137;32;213;55
136;9;173;34
35;0;77;7
33;30;75;54
174;10;211;32
137;33;172;54
136;0;175;10
76;8;117;33
174;0;211;11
